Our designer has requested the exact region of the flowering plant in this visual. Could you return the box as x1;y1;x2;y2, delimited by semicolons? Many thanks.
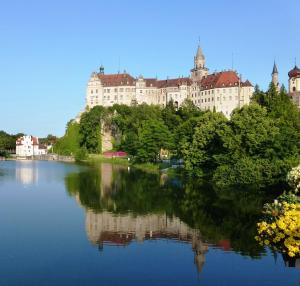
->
287;165;300;194
255;199;300;257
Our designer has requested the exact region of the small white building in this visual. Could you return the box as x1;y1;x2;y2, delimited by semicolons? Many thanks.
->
16;135;47;157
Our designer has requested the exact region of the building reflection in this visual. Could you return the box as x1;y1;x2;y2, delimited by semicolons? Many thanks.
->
85;210;208;272
15;161;38;185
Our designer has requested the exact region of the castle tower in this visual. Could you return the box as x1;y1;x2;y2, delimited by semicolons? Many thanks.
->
288;63;300;107
191;45;208;82
99;65;104;75
271;61;280;92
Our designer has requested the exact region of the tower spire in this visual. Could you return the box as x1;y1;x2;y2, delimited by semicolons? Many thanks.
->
271;61;279;92
272;61;278;74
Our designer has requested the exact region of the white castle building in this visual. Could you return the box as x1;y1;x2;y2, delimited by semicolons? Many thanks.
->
85;46;254;118
288;64;300;107
16;135;47;157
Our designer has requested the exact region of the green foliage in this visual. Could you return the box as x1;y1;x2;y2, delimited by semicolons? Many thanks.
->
0;130;23;150
79;106;105;153
182;84;300;188
74;148;88;162
136;119;172;162
39;134;57;146
53;121;81;156
182;112;228;177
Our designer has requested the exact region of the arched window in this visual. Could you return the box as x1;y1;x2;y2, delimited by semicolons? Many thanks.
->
293;87;296;92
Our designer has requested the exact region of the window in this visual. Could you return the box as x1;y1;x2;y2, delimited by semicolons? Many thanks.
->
120;88;124;92
114;88;118;92
91;90;93;94
96;89;98;93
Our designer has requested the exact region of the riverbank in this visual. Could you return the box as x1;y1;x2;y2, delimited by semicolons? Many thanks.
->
85;154;160;172
8;154;75;163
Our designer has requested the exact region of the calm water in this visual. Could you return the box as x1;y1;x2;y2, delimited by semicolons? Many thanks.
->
0;160;299;286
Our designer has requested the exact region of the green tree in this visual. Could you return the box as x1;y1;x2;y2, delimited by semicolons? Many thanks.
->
53;121;81;156
136;119;172;162
79;106;105;153
183;112;228;177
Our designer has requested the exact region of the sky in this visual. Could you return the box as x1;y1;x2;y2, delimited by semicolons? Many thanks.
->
0;0;299;137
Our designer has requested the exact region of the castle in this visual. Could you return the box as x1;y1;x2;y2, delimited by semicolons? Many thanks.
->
85;46;254;118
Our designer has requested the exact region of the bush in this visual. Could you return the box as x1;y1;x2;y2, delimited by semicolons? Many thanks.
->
74;148;88;162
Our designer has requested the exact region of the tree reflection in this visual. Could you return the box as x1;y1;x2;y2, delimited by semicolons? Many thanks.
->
65;163;268;263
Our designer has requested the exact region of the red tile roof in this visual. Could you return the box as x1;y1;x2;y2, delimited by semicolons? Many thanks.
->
156;77;192;88
16;136;39;146
200;71;252;90
144;78;157;87
98;73;135;86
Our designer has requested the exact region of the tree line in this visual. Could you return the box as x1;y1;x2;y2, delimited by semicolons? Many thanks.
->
54;83;300;188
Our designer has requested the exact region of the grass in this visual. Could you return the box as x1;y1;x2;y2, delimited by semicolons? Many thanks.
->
85;154;160;173
86;154;130;165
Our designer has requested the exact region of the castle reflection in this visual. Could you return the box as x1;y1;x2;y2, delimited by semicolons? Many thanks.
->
85;210;208;272
68;163;209;272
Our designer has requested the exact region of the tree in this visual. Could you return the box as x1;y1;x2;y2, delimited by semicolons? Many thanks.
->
136;119;172;162
53;122;81;156
177;99;203;121
79;106;105;153
213;103;300;187
182;112;228;177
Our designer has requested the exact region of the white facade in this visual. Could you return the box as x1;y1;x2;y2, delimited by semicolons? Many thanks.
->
288;65;300;108
85;46;253;118
16;135;47;157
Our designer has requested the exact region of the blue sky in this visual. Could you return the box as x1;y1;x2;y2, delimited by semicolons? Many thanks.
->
0;0;299;137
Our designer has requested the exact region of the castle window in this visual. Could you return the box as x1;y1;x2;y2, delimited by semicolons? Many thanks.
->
114;88;118;92
293;87;296;92
91;90;93;94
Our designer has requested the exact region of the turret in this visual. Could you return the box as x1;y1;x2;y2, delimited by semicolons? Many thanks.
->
191;45;208;82
271;61;279;92
194;46;205;69
99;65;104;75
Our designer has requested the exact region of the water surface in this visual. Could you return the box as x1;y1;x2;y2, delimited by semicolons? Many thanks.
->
0;160;299;285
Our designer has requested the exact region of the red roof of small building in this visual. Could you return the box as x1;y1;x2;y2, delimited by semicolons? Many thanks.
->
16;136;39;146
200;71;252;90
98;73;136;86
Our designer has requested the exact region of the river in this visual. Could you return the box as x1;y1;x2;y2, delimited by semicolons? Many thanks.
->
0;160;299;285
